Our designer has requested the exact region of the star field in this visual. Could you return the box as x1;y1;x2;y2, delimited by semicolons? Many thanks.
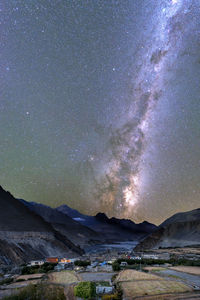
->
1;0;200;224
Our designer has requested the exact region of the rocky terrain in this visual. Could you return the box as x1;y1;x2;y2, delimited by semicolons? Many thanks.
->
135;208;200;251
0;186;83;265
0;185;157;265
20;200;103;248
20;201;157;245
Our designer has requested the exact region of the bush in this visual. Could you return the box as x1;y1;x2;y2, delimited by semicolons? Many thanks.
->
21;266;38;275
21;263;55;275
2;283;65;300
74;260;91;267
112;262;120;271
0;278;14;285
27;277;40;281
111;274;117;282
114;258;200;268
123;264;140;270
97;281;110;286
15;278;25;282
74;281;95;299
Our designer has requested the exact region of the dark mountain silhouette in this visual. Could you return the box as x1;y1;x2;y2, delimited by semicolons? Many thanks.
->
0;184;158;266
0;186;83;265
20;200;103;247
135;208;200;251
57;205;157;241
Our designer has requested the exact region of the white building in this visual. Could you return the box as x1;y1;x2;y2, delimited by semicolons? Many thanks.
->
28;260;45;266
130;256;142;260
142;254;159;259
96;286;114;295
120;261;128;266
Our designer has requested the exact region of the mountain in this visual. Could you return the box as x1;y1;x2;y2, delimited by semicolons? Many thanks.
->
0;186;83;265
0;183;158;266
57;205;157;241
56;204;84;219
20;200;103;248
134;208;200;251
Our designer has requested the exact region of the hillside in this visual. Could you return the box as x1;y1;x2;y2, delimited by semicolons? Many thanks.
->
134;208;200;251
0;186;83;265
20;200;103;248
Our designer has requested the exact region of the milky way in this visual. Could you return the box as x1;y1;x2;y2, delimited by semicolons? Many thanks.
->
1;0;200;224
86;0;197;220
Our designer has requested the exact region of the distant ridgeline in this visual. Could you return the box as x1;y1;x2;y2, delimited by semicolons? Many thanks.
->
0;184;158;265
0;185;83;265
135;208;200;251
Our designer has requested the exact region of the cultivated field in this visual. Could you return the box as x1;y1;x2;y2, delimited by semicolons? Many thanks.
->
64;285;77;300
16;273;44;280
115;269;193;299
4;279;40;289
0;280;40;298
48;271;79;285
115;269;164;282
134;292;200;300
143;266;166;272
154;247;200;256
170;266;200;275
80;272;115;282
121;280;192;299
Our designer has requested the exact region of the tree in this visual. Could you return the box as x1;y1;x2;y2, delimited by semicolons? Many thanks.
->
74;281;95;299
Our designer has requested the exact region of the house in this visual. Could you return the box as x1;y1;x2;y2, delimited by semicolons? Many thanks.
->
120;261;128;267
60;258;71;264
158;253;170;260
65;263;74;270
46;257;58;263
96;286;114;295
86;265;93;271
74;266;85;272
130;256;142;260
54;264;65;271
107;259;115;264
28;260;45;266
99;261;107;266
70;258;78;263
91;262;98;268
142;254;159;260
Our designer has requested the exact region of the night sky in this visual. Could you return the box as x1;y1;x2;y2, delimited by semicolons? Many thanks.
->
1;0;200;225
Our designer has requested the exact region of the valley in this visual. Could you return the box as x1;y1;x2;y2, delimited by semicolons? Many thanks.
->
0;185;200;299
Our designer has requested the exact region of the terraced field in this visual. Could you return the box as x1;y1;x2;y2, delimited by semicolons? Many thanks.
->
170;266;200;275
115;269;164;282
121;280;192;298
115;269;192;299
48;271;80;285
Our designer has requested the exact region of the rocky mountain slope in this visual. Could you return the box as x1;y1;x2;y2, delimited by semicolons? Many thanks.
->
57;205;157;241
20;200;103;248
134;208;200;251
0;184;158;265
0;186;83;265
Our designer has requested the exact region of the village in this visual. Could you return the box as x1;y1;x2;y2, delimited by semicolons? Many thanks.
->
1;247;200;299
27;250;169;271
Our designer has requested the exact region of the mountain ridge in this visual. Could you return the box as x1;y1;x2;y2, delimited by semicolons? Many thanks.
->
57;204;157;240
20;199;104;248
57;204;156;228
0;186;84;265
134;208;200;251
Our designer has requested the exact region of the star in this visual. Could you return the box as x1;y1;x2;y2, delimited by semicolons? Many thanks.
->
1;0;199;225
